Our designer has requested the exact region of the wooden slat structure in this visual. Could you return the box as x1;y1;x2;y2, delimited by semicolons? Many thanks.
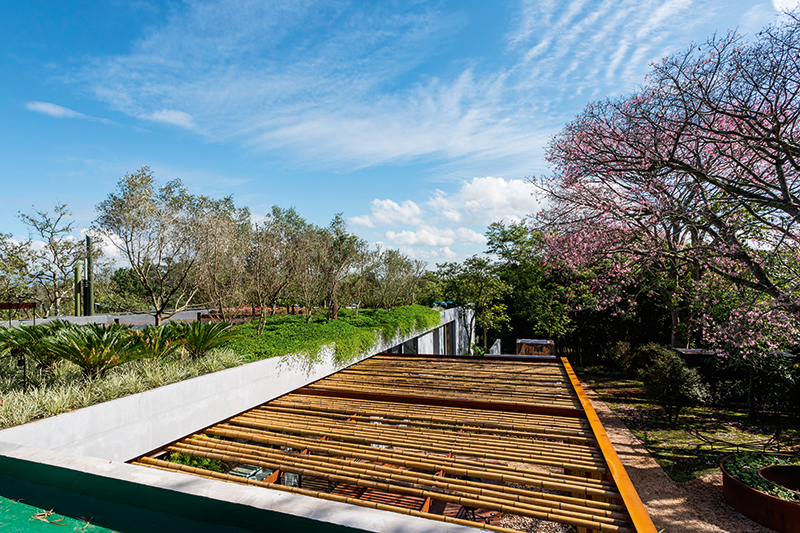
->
132;354;656;533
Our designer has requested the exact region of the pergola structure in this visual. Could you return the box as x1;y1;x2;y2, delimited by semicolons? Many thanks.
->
133;354;656;533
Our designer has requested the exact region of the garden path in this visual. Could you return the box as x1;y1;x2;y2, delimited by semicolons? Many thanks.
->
581;380;777;533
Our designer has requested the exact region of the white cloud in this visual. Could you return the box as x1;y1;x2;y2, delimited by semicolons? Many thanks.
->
353;199;425;227
25;101;84;119
385;225;485;248
398;245;457;260
386;227;454;247
428;177;540;225
350;214;375;228
349;177;534;263
25;101;113;125
147;109;196;130
455;227;487;245
774;0;800;12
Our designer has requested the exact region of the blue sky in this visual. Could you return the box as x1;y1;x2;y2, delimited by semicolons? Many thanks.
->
1;0;795;265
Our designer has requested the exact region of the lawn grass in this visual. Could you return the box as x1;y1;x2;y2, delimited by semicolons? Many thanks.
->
227;304;441;364
579;372;800;482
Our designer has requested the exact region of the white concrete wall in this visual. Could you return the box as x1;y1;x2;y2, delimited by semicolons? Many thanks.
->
0;307;468;463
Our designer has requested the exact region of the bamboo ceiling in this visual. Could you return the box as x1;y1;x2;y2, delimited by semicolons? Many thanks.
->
133;353;656;533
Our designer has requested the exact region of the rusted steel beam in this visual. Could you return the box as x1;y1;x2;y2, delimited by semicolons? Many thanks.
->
375;352;559;363
293;387;587;419
560;357;657;533
0;302;36;310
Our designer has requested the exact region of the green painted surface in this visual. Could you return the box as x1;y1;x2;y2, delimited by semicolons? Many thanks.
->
0;495;118;532
0;454;369;533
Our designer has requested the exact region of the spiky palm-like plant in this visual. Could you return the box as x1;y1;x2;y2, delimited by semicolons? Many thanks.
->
0;321;73;370
167;320;239;359
133;324;182;360
44;323;142;379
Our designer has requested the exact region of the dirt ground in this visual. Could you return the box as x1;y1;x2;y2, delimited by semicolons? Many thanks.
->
581;381;778;533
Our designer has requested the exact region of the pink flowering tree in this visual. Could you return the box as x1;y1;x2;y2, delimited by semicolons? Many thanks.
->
535;15;800;352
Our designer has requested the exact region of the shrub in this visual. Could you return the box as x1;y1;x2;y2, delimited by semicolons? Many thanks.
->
0;322;73;370
166;451;223;472
631;342;668;376
43;323;143;379
602;341;633;374
167;321;239;359
639;346;708;423
133;324;182;360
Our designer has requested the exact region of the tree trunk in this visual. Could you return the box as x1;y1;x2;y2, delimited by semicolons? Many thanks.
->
670;307;691;349
747;368;757;418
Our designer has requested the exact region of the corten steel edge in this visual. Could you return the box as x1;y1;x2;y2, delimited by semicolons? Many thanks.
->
560;357;657;533
131;353;656;533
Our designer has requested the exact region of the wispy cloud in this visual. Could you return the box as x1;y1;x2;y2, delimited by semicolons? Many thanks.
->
147;109;196;130
25;101;112;124
69;0;770;179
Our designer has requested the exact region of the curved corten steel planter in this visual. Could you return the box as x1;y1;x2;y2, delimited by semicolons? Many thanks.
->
721;454;800;533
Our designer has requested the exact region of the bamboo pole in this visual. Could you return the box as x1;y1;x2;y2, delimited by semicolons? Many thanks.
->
303;383;580;408
229;415;606;472
230;415;603;467
277;396;589;426
256;404;596;445
207;425;619;497
241;410;603;459
158;446;633;532
310;381;579;405
135;457;563;533
186;435;629;518
170;440;629;524
275;396;590;431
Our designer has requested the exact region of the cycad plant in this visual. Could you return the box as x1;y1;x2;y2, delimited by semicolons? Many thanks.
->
134;324;182;360
44;323;143;379
0;321;72;371
167;320;239;359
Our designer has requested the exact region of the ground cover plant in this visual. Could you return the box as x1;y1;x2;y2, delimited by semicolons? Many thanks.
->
227;304;441;364
723;453;800;501
0;348;244;429
580;373;800;482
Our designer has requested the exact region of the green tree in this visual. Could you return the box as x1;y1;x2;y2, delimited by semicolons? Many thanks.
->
193;197;252;320
18;204;85;317
486;221;572;343
320;214;363;320
366;247;426;310
248;206;314;329
106;267;152;312
437;256;510;354
0;233;36;312
94;167;224;324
